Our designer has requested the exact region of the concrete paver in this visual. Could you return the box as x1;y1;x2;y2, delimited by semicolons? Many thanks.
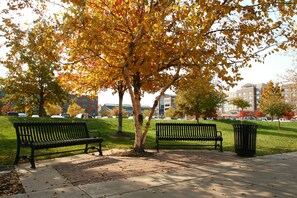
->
3;150;297;198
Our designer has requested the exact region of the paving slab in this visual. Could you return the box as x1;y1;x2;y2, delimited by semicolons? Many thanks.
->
16;165;71;193
78;179;145;198
26;186;90;198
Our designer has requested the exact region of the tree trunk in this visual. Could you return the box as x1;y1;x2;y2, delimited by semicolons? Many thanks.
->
38;87;45;117
117;82;124;134
132;73;145;152
277;116;281;130
240;109;243;124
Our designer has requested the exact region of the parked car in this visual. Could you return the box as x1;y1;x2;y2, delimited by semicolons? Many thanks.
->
61;114;70;118
244;116;256;120
76;113;84;118
279;118;290;122
18;113;27;117
32;115;39;118
51;115;64;118
7;112;19;116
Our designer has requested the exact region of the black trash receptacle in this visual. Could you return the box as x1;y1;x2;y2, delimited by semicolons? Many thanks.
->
233;124;258;157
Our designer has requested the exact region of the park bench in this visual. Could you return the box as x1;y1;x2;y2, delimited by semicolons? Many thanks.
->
156;123;223;152
14;122;103;168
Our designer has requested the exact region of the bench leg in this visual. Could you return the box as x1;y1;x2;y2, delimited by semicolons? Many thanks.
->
156;139;159;152
30;148;36;169
220;140;223;152
84;144;88;153
14;144;21;165
98;142;103;156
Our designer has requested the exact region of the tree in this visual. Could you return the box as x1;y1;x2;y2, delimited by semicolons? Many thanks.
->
0;20;67;117
111;107;128;118
259;81;283;120
45;104;62;116
1;103;14;115
142;109;151;118
100;109;112;117
114;81;128;133
254;110;265;118
175;78;226;123
259;81;295;129
5;0;297;152
164;107;176;118
67;103;85;117
230;98;250;123
260;98;295;129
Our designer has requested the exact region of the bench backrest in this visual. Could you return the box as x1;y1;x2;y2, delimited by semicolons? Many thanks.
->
14;122;90;144
156;123;218;138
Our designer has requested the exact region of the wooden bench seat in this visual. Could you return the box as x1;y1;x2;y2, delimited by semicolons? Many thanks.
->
14;122;103;168
156;123;223;152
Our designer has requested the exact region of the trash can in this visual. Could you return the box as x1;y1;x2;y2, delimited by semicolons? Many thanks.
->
233;124;258;157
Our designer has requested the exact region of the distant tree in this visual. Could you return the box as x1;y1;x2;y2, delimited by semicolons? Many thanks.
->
164;107;176;118
111;107;128;118
45;104;62;116
254;110;265;118
230;98;250;123
261;97;295;129
142;109;151;118
100;109;112;117
67;103;85;117
1;20;67;117
283;111;295;120
1;103;14;115
259;81;283;121
261;81;283;102
238;110;254;118
175;79;226;123
259;81;296;129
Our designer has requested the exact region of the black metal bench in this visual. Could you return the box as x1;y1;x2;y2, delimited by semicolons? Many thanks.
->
156;123;223;152
14;122;103;168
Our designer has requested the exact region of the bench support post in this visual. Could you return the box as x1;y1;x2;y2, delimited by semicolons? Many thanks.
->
14;144;21;165
30;148;36;169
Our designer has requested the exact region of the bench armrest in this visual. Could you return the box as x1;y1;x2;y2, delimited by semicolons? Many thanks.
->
217;131;222;137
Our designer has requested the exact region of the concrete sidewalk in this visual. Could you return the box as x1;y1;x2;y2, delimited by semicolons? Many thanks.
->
4;150;297;198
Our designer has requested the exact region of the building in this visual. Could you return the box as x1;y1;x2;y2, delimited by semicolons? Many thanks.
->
155;94;176;117
220;83;267;117
282;84;297;114
100;103;151;116
63;94;99;116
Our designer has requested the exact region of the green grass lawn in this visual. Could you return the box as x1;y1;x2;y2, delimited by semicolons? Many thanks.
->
1;116;297;165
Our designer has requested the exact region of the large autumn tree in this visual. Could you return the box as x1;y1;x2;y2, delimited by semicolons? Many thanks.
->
3;0;297;151
57;0;296;152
